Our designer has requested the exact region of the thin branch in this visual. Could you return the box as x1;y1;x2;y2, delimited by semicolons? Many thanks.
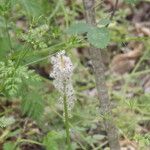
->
82;0;120;149
110;0;119;20
106;0;119;27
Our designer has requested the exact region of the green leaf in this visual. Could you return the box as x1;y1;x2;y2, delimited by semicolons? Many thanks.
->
21;91;44;120
66;22;91;35
124;0;140;4
19;0;43;18
43;131;64;150
87;27;110;48
0;116;15;128
98;18;110;26
0;60;40;96
3;142;16;150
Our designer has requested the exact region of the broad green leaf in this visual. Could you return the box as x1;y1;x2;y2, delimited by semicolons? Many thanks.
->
87;27;110;48
98;18;110;26
0;0;11;13
66;22;91;35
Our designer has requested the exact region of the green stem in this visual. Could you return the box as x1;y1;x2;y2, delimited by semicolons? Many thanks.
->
49;105;87;150
0;129;10;142
48;0;61;21
5;18;13;52
60;0;69;28
63;84;71;150
18;139;43;146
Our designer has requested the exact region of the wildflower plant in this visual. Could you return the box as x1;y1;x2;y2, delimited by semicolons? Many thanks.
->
22;24;49;49
50;50;76;149
0;60;40;96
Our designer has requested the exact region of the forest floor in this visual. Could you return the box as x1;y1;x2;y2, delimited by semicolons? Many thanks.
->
0;0;150;150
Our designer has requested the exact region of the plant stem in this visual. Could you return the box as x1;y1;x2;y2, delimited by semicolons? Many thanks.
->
63;84;71;150
5;18;13;52
109;0;118;20
18;139;43;146
60;0;69;28
82;0;120;149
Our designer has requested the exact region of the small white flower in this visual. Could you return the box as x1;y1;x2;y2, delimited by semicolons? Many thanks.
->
50;50;76;117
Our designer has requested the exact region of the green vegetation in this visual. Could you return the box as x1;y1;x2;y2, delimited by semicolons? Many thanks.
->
0;0;150;149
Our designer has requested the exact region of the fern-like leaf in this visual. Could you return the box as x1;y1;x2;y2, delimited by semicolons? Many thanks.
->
0;116;15;128
21;91;44;121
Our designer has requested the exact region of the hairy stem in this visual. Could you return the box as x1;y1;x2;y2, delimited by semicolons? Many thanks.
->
82;0;120;149
63;83;71;150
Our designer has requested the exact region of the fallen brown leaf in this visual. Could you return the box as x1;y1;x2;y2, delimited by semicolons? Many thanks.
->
110;43;143;75
135;22;150;36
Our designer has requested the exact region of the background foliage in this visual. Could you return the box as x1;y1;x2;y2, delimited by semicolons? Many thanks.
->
0;0;150;150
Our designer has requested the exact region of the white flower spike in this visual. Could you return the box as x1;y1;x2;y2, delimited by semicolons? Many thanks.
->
50;50;76;117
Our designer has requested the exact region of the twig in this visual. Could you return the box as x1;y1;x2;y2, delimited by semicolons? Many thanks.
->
18;139;43;146
109;0;119;21
106;0;119;27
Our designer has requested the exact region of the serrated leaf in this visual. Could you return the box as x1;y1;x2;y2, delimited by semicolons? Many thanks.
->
87;27;110;48
98;18;110;26
66;22;91;35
